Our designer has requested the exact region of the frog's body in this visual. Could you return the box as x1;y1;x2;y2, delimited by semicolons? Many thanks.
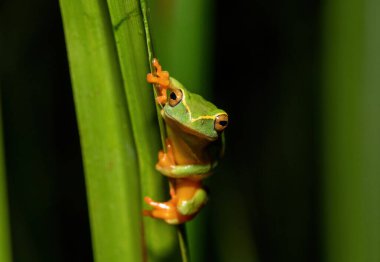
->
144;60;228;224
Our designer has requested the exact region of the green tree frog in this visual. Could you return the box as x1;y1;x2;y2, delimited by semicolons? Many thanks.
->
144;59;228;224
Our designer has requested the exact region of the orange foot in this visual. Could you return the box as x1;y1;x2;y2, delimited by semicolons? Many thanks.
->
146;58;170;105
143;196;194;225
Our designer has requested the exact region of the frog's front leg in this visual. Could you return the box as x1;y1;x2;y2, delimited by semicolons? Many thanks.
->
156;138;176;170
146;59;170;105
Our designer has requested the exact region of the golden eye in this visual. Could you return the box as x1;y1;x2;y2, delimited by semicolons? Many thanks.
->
214;114;228;132
169;89;183;107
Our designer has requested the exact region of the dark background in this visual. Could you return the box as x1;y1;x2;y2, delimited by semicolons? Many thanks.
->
211;1;321;261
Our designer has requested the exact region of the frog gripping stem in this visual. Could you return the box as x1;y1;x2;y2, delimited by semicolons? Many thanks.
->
144;59;227;226
147;58;170;105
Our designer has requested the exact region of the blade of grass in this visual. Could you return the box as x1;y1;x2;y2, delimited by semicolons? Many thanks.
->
139;0;167;151
176;225;189;262
0;98;11;262
59;1;143;261
105;0;178;260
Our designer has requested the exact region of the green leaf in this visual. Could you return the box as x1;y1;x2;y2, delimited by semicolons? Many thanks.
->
59;1;143;261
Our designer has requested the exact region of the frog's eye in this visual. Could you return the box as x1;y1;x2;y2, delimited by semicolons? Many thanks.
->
168;89;183;107
214;114;228;132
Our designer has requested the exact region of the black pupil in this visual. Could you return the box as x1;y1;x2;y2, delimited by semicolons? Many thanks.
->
219;120;228;126
170;92;177;100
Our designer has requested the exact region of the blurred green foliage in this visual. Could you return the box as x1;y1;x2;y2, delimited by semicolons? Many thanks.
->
0;0;379;261
322;0;380;261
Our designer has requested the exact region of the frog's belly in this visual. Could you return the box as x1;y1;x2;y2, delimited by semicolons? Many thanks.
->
170;134;210;165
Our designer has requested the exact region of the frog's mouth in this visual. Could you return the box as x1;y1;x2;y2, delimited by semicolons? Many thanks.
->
163;113;218;141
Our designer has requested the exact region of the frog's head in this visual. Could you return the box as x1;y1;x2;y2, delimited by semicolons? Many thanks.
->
163;78;228;140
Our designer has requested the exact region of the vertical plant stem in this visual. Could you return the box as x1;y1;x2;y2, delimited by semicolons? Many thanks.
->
140;0;167;151
0;98;11;262
60;1;143;261
177;225;189;262
139;1;189;261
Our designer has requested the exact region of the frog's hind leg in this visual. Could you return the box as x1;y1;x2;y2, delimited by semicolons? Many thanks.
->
177;188;208;216
144;197;172;210
144;197;180;224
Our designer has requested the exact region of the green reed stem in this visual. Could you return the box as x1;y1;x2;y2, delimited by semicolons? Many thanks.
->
139;1;190;261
